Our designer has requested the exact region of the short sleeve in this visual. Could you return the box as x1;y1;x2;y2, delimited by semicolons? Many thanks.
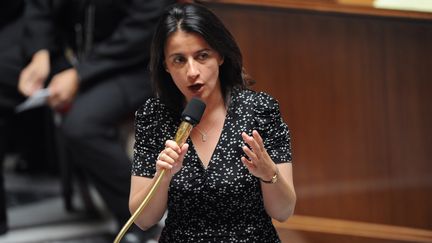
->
132;98;177;177
253;92;292;163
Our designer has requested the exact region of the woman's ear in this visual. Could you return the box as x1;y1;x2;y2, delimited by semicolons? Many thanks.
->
163;61;170;73
219;56;224;66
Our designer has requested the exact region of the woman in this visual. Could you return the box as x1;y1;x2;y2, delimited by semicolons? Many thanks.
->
129;3;296;242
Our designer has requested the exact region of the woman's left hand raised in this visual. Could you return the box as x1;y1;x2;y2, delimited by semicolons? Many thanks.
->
241;130;277;182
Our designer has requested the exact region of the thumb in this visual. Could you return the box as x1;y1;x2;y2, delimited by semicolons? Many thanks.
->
179;143;189;161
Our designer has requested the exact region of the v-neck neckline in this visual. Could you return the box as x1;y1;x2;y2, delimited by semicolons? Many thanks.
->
189;91;237;170
190;110;230;170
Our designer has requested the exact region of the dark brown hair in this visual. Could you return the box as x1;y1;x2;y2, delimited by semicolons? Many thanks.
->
149;3;252;112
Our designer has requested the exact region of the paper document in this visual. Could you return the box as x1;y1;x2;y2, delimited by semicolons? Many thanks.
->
15;88;50;113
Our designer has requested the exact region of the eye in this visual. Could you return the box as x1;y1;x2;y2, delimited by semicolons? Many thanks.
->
197;52;209;61
172;56;186;64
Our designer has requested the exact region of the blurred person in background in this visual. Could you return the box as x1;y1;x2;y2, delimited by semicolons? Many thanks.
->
0;0;27;235
18;0;175;241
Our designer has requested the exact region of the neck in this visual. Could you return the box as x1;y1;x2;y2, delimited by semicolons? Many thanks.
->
200;96;226;124
192;97;226;143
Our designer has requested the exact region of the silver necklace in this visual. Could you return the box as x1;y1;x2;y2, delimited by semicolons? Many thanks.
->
194;126;207;142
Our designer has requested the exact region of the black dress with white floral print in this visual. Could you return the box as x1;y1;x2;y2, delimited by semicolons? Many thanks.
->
132;88;292;243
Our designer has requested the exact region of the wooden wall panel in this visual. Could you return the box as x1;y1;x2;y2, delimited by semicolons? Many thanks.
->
203;2;432;240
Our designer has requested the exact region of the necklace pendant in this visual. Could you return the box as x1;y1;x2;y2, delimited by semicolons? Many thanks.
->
195;127;208;142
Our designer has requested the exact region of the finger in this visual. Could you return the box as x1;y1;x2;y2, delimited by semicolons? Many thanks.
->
242;132;258;148
47;88;64;110
30;78;43;93
47;93;57;108
157;148;166;160
163;147;180;161
172;143;189;167
156;160;173;170
242;132;262;157
241;132;250;143
158;153;176;165
19;71;33;96
165;140;181;153
18;71;28;94
241;156;255;169
242;145;258;162
252;130;265;151
179;143;189;158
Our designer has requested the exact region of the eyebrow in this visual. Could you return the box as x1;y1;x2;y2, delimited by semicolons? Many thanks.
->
167;48;212;59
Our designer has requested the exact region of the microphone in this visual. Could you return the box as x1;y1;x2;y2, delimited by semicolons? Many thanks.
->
174;97;206;146
114;97;206;243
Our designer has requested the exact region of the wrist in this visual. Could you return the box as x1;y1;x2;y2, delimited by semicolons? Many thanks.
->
155;169;172;183
260;166;279;184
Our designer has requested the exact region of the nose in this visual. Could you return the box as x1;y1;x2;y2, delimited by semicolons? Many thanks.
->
186;59;199;80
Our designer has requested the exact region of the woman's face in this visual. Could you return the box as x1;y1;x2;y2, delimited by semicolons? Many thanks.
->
164;30;224;103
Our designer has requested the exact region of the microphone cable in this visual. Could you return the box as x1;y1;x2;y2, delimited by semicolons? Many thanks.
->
114;98;205;243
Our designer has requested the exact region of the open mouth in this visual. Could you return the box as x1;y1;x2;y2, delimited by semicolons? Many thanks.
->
188;83;204;92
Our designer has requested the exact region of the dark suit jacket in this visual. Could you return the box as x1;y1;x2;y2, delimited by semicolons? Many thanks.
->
0;0;25;110
22;0;175;107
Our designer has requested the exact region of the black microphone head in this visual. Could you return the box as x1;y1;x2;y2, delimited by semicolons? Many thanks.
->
181;97;206;125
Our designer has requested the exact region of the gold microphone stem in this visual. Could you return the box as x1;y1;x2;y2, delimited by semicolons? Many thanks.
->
113;121;192;243
114;169;166;243
174;121;193;146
